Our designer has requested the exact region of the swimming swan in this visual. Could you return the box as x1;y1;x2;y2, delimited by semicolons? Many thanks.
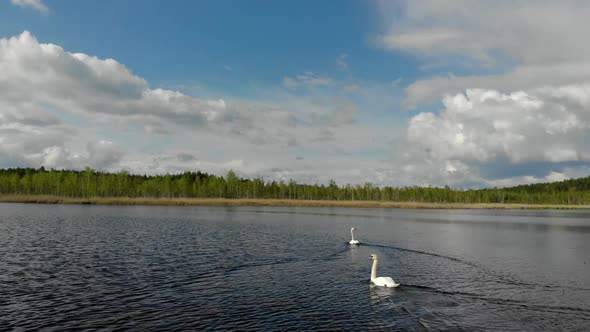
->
369;254;399;288
349;227;360;245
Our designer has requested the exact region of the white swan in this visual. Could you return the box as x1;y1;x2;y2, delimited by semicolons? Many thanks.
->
349;227;360;245
369;254;399;288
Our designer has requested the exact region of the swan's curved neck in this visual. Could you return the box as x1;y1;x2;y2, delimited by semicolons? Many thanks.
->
351;229;355;241
371;259;378;280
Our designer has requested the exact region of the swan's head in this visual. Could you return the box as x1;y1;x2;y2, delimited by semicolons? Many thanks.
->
369;254;378;261
351;227;357;231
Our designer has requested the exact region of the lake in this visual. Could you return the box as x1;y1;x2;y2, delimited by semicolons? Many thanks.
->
1;203;589;331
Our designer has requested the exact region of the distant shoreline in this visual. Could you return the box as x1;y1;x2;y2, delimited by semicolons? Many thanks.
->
0;195;589;209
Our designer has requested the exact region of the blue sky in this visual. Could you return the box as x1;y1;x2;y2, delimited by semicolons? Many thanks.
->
2;1;422;93
1;0;590;187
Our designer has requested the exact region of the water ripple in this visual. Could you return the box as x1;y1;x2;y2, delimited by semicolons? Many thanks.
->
1;203;588;331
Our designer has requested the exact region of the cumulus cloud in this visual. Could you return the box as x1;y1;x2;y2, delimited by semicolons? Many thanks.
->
296;72;332;86
38;141;123;170
0;31;307;151
0;31;257;131
312;129;335;142
176;153;195;162
0;31;216;169
486;172;568;189
309;99;358;126
11;0;48;14
1;31;379;183
0;112;77;168
0;32;292;171
408;88;590;163
86;140;124;169
369;1;590;186
398;87;590;186
376;0;590;107
404;63;590;108
5;26;585;188
0;134;122;170
282;72;332;89
379;0;590;65
0;102;60;127
120;153;248;177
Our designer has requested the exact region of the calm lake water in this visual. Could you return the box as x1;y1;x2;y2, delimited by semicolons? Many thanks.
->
1;203;589;331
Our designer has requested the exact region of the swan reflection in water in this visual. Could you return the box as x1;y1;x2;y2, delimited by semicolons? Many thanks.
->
370;283;399;302
368;282;404;329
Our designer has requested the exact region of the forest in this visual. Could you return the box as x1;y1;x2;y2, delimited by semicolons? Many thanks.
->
0;167;589;205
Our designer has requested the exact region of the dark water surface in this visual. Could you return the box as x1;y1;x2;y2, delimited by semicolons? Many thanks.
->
1;203;589;331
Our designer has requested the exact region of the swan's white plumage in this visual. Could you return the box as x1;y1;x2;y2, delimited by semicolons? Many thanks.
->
369;254;399;288
372;276;399;288
349;227;360;245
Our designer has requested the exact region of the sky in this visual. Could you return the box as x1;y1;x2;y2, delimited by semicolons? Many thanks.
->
1;0;590;188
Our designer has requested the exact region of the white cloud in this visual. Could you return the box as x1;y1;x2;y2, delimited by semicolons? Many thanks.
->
40;146;73;168
403;63;590;108
282;71;332;89
0;114;77;168
11;0;48;14
1;136;122;170
379;0;590;66
308;99;358;126
407;87;590;163
376;0;590;107
110;119;399;186
0;31;304;148
486;172;568;188
0;32;269;169
0;31;396;184
297;72;332;86
4;27;586;188
311;129;335;142
366;1;590;187
397;87;590;186
86;140;124;169
336;54;349;71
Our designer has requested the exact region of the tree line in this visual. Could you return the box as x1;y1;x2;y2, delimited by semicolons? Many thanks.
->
0;167;589;205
